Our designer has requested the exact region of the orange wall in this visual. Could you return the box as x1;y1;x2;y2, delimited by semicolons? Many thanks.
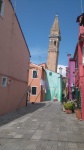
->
28;63;46;102
28;63;42;102
0;0;30;115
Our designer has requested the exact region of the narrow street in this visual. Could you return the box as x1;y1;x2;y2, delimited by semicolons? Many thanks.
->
0;101;84;150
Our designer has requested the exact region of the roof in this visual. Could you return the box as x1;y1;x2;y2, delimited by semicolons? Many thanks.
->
70;58;75;61
29;62;46;71
38;63;46;66
30;62;42;68
50;15;61;39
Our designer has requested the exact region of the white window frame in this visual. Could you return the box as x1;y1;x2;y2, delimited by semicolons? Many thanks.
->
0;0;4;17
31;86;37;95
1;76;7;87
32;70;38;79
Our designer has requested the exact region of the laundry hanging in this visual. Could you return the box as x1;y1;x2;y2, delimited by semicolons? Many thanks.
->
40;79;48;93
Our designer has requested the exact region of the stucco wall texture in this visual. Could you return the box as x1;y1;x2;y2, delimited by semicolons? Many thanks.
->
0;0;30;115
45;69;62;102
69;60;75;99
28;63;46;103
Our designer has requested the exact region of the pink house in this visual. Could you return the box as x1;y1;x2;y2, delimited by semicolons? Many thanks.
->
0;0;30;115
74;14;84;120
67;54;75;100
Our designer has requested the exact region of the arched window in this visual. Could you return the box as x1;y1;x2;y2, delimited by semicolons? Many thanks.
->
54;40;56;46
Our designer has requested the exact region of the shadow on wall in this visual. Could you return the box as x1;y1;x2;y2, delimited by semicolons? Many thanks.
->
0;102;46;127
45;72;52;101
45;70;60;101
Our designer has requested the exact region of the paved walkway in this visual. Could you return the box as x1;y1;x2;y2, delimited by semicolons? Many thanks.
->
0;101;84;150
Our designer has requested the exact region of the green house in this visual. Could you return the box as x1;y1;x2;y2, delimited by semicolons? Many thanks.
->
45;69;62;102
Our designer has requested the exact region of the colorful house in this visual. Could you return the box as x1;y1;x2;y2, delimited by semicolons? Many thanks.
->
67;54;75;100
28;63;47;103
65;67;69;98
45;69;62;102
0;0;30;115
73;13;84;120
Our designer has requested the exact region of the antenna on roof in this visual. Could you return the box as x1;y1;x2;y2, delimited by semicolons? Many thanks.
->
80;0;83;13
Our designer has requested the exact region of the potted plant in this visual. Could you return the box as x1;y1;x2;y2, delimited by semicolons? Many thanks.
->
63;101;75;114
75;108;82;119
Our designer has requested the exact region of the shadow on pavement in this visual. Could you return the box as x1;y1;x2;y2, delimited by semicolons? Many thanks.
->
0;102;46;127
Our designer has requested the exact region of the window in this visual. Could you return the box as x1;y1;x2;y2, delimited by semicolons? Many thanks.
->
31;87;37;95
0;0;4;16
32;70;38;78
49;72;52;76
1;77;7;86
0;0;2;12
54;40;56;46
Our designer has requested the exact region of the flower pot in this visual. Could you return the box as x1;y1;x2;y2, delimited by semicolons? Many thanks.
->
65;109;72;114
75;109;82;119
63;105;65;112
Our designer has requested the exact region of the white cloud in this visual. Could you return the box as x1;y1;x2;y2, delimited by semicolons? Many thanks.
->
57;65;67;77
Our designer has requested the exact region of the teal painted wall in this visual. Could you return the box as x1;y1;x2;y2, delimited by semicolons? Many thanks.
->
45;69;62;102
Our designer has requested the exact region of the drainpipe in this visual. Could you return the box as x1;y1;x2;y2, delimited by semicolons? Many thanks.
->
67;54;71;99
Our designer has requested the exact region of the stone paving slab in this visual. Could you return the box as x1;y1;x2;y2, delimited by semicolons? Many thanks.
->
0;101;84;149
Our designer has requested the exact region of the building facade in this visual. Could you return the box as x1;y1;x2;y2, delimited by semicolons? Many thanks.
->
45;69;62;102
66;13;84;120
0;0;30;115
47;15;61;72
74;24;84;120
28;63;47;103
67;54;75;100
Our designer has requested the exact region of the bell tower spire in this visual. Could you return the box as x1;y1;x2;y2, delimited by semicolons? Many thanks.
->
47;15;61;72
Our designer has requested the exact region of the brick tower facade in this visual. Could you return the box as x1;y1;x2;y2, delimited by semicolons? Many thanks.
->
47;15;61;72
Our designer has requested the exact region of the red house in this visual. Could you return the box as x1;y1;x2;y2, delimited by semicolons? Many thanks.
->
74;13;84;120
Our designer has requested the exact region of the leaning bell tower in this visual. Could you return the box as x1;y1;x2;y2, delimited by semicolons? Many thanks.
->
47;15;61;72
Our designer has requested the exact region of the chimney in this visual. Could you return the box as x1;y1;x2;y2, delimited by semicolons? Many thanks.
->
67;54;71;59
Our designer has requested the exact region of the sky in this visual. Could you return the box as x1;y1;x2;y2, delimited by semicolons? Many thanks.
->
11;0;84;76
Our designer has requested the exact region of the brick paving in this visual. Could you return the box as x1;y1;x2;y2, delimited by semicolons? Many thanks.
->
0;101;84;150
